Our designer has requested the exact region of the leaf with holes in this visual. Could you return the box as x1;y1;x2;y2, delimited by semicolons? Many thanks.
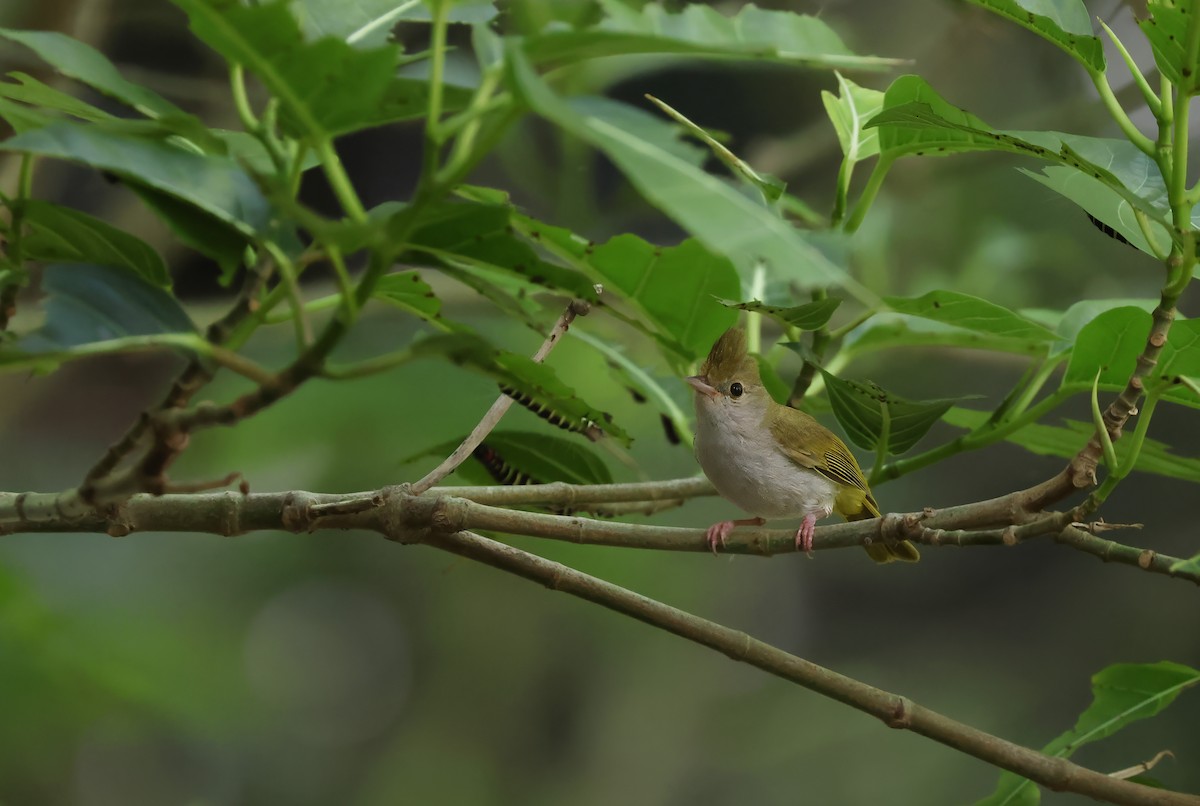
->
977;662;1200;805
820;369;967;454
1140;2;1196;91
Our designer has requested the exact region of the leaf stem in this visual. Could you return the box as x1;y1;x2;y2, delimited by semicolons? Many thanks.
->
1089;68;1154;156
314;137;367;224
842;156;892;234
1098;20;1161;118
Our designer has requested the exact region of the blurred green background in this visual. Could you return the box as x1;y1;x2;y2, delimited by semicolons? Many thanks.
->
1;0;1198;804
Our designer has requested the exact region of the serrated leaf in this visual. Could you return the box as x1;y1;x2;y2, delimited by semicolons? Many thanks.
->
15;263;195;352
508;46;872;305
0;28;184;118
977;662;1199;805
412;430;612;486
19;200;170;287
885;290;1056;342
0;121;274;238
294;0;498;47
718;298;841;331
943;407;1200;482
962;0;1103;72
411;332;632;445
819;368;965;454
522;0;901;70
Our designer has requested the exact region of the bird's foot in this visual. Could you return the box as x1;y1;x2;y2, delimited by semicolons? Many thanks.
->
795;512;818;558
705;517;766;555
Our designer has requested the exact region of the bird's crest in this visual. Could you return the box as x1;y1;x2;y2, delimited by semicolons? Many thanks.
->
700;328;761;385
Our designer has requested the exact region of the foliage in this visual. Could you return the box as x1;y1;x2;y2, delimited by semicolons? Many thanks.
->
1;0;1199;803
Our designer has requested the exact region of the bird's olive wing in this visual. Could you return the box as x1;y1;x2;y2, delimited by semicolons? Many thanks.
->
768;405;869;492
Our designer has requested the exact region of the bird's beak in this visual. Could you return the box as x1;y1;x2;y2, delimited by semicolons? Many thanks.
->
686;375;719;399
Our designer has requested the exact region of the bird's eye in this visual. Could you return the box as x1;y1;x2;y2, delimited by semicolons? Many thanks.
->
729;382;744;398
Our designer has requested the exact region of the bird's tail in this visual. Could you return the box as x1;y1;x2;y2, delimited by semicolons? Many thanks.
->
849;493;920;564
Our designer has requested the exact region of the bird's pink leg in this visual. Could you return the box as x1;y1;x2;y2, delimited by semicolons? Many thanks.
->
705;517;765;555
795;512;818;557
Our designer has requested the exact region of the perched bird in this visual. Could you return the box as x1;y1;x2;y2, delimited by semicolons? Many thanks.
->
686;327;919;563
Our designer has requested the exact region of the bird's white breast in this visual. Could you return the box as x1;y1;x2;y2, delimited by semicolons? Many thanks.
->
694;397;837;519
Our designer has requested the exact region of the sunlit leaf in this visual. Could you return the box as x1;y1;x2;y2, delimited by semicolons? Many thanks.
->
977;662;1200;805
1062;306;1148;388
823;74;884;162
885;290;1056;341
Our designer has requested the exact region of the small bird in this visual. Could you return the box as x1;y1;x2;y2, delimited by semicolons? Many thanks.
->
687;327;919;563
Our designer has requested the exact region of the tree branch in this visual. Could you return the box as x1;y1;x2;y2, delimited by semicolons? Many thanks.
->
419;529;1200;806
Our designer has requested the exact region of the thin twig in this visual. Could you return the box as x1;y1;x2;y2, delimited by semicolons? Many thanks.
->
410;298;592;495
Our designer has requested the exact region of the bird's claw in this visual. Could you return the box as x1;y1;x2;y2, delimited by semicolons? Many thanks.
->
706;520;735;555
795;513;817;558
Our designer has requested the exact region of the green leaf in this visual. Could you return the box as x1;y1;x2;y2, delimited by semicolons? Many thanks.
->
884;290;1057;342
175;0;414;140
645;93;785;203
373;271;444;321
15;264;195;352
978;662;1200;805
943;407;1200;483
411;430;611;487
961;0;1103;72
1019;166;1167;258
294;0;498;47
0;95;53;133
842;313;1050;358
125;183;249;279
411;333;632;445
508;46;873;304
0;28;185;118
823;74;884;162
0;121;274;238
522;0;901;70
1140;2;1196;91
1026;298;1158;357
718;298;841;331
1169;552;1200;577
18;199;170;287
819;368;965;454
1063;306;1149;388
0;71;114;123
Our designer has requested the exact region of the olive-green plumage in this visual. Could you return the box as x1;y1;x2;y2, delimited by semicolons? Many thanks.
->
690;327;918;563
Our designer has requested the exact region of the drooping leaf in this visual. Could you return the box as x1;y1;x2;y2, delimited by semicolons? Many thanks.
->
508;46;872;304
125;183;249;279
18;200;170;287
0;121;274;238
977;662;1200;805
0;27;185;118
522;0;901;70
818;368;967;454
961;0;1103;73
884;290;1057;342
0;71;115;123
943;407;1200;483
15;263;195;352
718;298;841;331
411;333;632;445
293;0;498;47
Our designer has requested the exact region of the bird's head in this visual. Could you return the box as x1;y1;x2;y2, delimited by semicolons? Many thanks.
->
686;327;768;415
